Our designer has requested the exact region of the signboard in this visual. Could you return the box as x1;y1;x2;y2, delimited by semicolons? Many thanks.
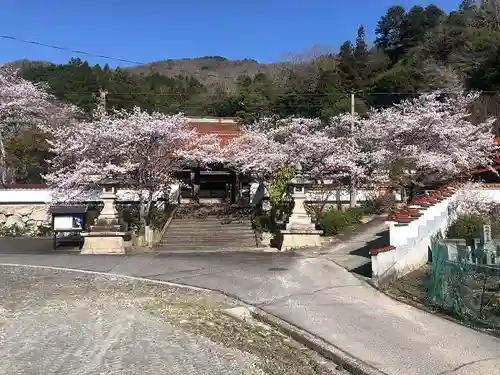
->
483;224;492;243
54;215;83;231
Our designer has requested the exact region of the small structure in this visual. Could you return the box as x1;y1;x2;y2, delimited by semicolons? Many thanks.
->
50;204;87;250
80;180;126;255
281;167;322;250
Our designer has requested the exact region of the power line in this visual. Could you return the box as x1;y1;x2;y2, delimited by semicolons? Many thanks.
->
0;34;146;65
0;34;240;79
6;34;500;99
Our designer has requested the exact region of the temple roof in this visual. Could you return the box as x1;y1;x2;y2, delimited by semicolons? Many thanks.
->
187;117;241;145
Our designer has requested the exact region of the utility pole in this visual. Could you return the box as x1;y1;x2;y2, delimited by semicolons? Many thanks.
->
99;89;108;118
349;93;357;208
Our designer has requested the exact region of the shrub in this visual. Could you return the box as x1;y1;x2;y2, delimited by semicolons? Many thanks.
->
362;190;396;215
319;207;362;236
0;223;51;237
0;224;27;237
447;214;486;241
268;167;296;220
253;214;274;233
344;207;363;224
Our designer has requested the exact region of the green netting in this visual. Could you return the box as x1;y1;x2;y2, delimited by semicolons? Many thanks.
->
428;236;500;330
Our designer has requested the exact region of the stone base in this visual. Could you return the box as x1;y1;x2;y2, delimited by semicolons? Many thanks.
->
281;229;323;251
80;232;126;255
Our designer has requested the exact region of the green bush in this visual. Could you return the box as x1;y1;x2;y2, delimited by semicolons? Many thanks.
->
319;207;362;236
253;214;274;233
344;207;364;224
362;191;396;215
447;214;486;241
0;224;28;237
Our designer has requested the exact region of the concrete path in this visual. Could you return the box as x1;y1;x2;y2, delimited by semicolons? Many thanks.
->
0;250;499;375
316;217;389;276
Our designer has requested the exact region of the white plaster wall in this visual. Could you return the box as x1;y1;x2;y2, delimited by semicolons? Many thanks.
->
372;187;500;283
248;183;402;205
306;188;402;203
0;189;52;203
0;185;181;204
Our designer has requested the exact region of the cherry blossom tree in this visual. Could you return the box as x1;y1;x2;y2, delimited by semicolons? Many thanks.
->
363;91;497;201
0;66;76;184
42;106;221;243
224;117;366;183
449;181;492;218
223;116;372;215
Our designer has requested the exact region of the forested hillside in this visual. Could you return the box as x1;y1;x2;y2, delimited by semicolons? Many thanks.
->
15;1;500;123
6;1;500;183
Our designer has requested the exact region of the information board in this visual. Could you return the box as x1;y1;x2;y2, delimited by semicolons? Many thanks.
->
54;215;83;231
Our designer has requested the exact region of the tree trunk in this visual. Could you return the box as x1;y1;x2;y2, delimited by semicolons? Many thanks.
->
349;178;357;208
407;182;418;204
336;187;342;211
0;136;7;186
400;187;407;205
144;191;155;247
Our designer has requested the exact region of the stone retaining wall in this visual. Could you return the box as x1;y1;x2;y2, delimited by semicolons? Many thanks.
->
0;204;50;235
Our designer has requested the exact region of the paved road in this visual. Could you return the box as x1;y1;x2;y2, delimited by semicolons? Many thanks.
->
1;250;499;375
314;217;389;275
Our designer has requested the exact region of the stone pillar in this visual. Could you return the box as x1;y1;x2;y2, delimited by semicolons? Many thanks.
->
80;182;126;255
281;178;322;251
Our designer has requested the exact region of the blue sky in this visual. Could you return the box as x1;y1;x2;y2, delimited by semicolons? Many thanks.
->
1;0;459;67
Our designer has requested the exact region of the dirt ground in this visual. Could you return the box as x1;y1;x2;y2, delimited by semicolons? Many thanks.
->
381;264;433;306
0;266;347;375
381;264;500;338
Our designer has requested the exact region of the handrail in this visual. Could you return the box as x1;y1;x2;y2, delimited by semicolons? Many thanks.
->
154;205;178;247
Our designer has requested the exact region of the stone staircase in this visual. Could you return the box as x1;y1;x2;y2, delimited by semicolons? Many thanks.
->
157;203;258;252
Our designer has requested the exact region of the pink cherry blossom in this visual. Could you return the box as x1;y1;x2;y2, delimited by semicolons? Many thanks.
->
0;66;78;184
43;106;221;233
363;91;497;188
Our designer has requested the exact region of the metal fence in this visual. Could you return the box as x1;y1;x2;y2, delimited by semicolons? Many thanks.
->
429;237;500;331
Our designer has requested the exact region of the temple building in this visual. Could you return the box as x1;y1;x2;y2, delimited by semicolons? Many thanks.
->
176;117;249;204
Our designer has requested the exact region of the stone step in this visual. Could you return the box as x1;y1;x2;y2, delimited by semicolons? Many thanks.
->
168;221;252;226
165;227;255;234
164;234;256;239
160;244;258;250
161;238;256;244
167;222;252;228
166;227;254;233
168;219;251;223
156;246;261;252
163;229;255;236
161;236;256;245
162;235;255;243
161;233;256;241
160;239;257;246
161;210;256;250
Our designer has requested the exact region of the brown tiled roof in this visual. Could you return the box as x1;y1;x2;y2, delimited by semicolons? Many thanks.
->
370;246;396;256
386;182;460;224
189;121;241;146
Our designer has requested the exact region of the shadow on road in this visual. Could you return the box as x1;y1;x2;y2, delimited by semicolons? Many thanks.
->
0;237;80;254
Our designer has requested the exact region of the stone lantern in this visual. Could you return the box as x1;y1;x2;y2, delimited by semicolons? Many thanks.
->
80;179;126;255
98;180;120;223
280;164;322;251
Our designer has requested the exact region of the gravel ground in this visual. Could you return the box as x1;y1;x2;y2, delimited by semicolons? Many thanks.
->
0;266;346;375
